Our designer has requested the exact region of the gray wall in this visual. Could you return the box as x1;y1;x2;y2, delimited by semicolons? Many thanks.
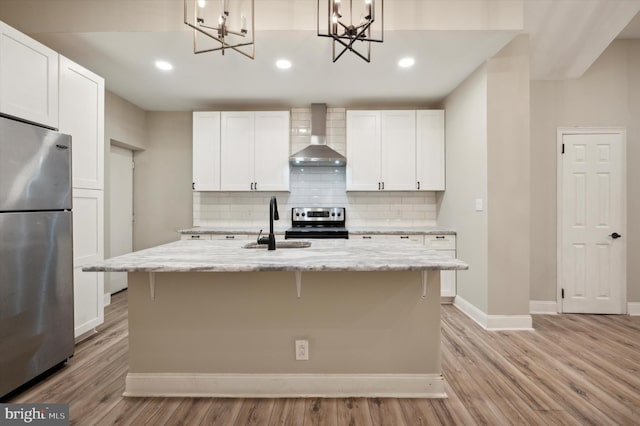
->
530;39;640;304
439;35;531;316
133;112;193;250
486;35;530;315
439;64;489;312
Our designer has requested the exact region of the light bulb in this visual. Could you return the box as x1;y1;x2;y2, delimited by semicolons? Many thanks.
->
332;13;339;24
198;0;206;8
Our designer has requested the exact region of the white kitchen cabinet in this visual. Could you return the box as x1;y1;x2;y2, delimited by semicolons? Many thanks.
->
210;234;251;241
59;55;105;338
388;234;424;244
416;110;445;191
220;111;289;191
346;110;381;191
347;110;416;191
353;234;387;241
346;109;445;192
180;233;212;240
192;111;221;191
0;21;59;129
380;110;417;190
72;188;104;338
425;234;456;299
59;56;104;189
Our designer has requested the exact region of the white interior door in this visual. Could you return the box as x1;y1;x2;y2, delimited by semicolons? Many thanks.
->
109;145;134;293
558;129;626;314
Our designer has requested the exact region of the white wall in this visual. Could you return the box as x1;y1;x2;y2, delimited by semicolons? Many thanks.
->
530;39;640;304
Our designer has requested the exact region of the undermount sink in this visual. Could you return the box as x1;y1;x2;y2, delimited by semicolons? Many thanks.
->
243;241;311;249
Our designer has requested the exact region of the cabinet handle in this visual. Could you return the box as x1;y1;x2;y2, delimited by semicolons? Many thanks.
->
417;181;420;190
362;235;372;239
381;182;385;190
400;235;409;239
225;235;235;239
191;235;201;239
378;182;381;190
192;182;195;190
435;236;445;239
254;182;258;190
250;182;254;190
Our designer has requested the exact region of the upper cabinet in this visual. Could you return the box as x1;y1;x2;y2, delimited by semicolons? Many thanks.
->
193;111;221;191
0;21;59;129
346;109;445;191
59;56;105;189
220;111;290;192
416;110;445;191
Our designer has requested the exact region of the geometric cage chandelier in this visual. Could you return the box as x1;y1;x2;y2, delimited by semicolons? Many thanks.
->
317;0;384;63
184;0;255;60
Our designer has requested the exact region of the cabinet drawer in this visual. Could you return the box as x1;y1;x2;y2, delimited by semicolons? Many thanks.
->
389;234;424;244
181;234;212;240
424;234;456;250
354;234;387;240
210;234;250;241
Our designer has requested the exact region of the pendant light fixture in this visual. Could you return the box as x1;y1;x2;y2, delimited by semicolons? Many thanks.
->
184;0;255;59
317;0;383;63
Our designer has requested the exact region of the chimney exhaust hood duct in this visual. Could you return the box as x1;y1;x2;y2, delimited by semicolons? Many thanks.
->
289;103;346;167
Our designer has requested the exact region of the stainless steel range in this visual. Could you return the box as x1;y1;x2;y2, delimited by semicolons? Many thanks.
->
284;207;349;239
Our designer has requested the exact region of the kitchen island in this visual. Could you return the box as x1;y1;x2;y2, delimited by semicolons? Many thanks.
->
84;239;468;398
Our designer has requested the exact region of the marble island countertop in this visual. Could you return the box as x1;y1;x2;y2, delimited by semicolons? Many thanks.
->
83;239;468;273
178;226;456;236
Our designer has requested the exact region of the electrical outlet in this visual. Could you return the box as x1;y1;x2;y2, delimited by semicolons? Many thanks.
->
295;339;309;361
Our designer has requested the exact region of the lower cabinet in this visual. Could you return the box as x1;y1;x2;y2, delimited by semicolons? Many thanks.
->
424;235;457;299
72;188;104;338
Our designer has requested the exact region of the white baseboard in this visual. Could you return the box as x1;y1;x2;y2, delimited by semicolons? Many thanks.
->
454;295;533;331
124;373;446;398
628;302;640;316
530;300;558;315
104;292;111;307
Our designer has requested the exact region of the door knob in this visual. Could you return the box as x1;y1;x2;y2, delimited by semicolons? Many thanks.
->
609;232;622;239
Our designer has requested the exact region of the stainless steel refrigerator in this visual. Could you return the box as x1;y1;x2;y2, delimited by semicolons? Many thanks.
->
0;115;74;398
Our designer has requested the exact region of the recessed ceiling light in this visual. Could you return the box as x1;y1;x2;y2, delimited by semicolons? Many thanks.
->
155;60;173;71
276;59;292;70
197;0;206;8
398;57;415;68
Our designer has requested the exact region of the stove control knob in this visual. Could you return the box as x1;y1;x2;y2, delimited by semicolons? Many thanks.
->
331;212;335;217
302;213;306;217
337;212;341;217
296;212;300;217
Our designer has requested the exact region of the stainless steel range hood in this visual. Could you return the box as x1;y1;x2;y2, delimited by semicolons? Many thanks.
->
289;103;346;167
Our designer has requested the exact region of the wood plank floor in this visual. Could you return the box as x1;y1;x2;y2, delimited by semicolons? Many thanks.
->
6;290;640;425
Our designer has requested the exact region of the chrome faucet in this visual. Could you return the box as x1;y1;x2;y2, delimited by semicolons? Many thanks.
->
257;196;279;250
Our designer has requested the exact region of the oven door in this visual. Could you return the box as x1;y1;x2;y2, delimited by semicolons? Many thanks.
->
285;228;349;239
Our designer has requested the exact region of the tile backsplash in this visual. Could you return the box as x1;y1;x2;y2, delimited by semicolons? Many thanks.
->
192;107;437;230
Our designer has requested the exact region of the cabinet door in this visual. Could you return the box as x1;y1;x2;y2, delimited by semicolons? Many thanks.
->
416;110;445;191
381;110;416;190
0;22;59;129
59;56;105;190
221;112;254;191
72;188;104;338
192;112;221;191
346;110;381;191
254;111;290;191
439;250;457;297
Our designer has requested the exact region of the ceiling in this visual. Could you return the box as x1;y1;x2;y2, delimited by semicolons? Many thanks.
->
0;0;639;111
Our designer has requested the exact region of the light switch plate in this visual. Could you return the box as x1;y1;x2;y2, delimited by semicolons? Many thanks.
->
475;198;483;212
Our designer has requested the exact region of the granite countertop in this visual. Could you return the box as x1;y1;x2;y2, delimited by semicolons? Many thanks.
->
83;239;468;273
178;226;456;236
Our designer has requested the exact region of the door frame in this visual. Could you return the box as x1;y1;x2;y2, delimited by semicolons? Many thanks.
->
556;127;627;314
